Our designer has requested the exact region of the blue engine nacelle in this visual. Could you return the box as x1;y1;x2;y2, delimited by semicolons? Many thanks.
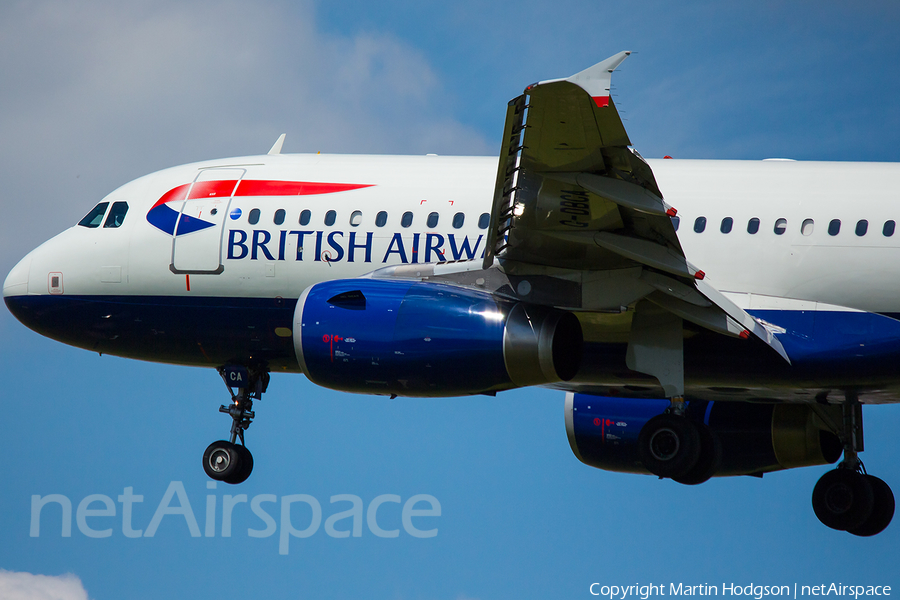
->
565;393;842;477
293;279;583;396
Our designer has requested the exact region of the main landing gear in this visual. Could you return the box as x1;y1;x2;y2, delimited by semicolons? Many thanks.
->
202;365;269;485
638;397;721;485
811;394;895;536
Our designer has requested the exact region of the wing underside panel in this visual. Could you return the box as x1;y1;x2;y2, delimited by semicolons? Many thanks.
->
479;52;790;391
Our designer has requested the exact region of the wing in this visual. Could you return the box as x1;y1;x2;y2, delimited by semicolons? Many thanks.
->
481;52;788;384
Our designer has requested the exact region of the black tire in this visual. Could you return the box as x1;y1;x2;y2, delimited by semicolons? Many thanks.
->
638;414;701;479
673;423;721;485
202;440;242;481
225;444;254;485
812;468;874;531
848;475;895;537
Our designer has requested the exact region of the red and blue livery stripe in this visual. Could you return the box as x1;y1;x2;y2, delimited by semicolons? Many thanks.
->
146;180;373;235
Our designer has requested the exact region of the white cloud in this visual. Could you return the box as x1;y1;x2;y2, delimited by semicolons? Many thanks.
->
0;0;491;267
0;570;89;600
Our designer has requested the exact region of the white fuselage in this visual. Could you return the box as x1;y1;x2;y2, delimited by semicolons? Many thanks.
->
655;159;900;313
9;155;900;311
6;154;900;395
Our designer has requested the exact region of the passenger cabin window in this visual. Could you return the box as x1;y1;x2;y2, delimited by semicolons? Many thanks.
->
274;209;285;226
478;213;490;229
452;213;465;229
720;217;733;234
693;216;706;233
884;220;896;237
376;211;388;227
299;209;311;226
828;219;841;236
747;218;760;234
774;218;787;235
104;202;129;228
856;219;868;236
427;212;439;228
349;210;362;227
401;211;413;228
78;202;109;228
324;210;336;226
248;209;260;225
671;215;680;231
801;219;814;236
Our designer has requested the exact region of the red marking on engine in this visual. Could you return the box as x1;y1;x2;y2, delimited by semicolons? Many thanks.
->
323;334;344;361
594;418;601;426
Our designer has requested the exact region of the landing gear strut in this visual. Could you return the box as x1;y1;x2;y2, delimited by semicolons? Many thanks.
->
202;365;269;484
812;393;895;536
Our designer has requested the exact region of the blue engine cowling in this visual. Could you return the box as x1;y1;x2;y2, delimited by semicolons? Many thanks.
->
565;393;842;477
294;279;583;396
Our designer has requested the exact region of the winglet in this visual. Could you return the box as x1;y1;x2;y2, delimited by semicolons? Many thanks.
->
566;51;631;107
267;133;286;155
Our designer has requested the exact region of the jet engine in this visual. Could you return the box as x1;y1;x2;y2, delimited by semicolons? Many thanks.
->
565;393;842;478
294;279;583;396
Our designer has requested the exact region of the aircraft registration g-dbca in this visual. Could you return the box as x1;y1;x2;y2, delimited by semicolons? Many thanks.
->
5;52;898;536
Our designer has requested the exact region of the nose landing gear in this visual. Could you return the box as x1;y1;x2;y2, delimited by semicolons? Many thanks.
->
202;365;268;485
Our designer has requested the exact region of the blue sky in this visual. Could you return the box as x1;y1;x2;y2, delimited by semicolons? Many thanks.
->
2;1;900;598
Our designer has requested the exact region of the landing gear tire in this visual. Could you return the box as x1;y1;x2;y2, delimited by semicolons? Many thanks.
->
847;475;895;537
673;423;721;485
812;468;874;531
203;440;243;481
225;444;254;485
638;414;701;479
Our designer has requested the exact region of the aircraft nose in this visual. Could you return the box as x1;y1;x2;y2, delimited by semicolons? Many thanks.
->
3;254;31;300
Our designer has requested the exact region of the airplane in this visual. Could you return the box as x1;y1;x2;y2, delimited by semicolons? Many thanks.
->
4;51;897;536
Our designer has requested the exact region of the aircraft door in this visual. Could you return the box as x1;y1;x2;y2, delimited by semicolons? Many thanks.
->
170;168;246;274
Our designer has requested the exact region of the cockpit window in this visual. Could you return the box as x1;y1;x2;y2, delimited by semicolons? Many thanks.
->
78;202;109;228
103;202;129;228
